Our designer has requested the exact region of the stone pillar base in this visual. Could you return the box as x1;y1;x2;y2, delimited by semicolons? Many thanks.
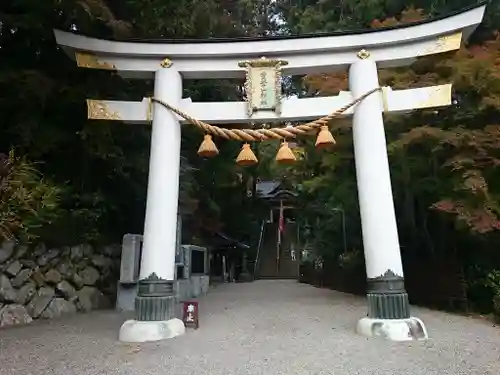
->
119;318;185;343
134;273;176;321
366;270;411;320
119;272;185;342
135;294;176;321
237;271;253;282
357;316;428;341
367;291;410;319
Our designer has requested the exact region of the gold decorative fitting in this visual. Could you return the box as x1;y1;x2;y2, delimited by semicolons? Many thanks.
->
381;86;390;112
75;52;116;70
237;56;289;68
160;58;173;68
357;49;371;60
417;84;452;109
147;97;153;122
86;100;121;120
419;32;462;56
238;57;288;116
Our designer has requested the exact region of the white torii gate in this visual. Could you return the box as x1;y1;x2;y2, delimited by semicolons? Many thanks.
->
54;2;486;343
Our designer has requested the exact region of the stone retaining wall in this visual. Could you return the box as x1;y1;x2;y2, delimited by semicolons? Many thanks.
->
0;240;121;328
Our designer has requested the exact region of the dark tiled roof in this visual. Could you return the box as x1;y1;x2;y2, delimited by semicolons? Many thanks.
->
256;181;281;198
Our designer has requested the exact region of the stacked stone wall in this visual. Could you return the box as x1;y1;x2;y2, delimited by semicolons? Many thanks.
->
0;241;120;328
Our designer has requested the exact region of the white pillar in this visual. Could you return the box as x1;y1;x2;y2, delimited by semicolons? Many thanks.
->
119;67;186;343
140;67;182;281
349;57;403;279
349;54;428;341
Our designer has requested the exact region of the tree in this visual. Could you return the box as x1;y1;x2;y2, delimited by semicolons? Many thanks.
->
274;1;500;313
0;0;282;246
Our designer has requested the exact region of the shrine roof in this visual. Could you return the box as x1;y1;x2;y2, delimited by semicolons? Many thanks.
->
59;2;487;44
256;181;297;201
204;230;250;250
256;181;281;198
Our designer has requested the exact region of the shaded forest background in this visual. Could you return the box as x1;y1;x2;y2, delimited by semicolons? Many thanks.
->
1;0;499;317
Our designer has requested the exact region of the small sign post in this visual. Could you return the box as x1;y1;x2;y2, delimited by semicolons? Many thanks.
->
182;301;199;329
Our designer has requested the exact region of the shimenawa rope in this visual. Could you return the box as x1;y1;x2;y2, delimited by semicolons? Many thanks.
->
149;87;381;142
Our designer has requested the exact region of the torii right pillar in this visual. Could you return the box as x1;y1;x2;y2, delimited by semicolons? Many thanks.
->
350;50;428;341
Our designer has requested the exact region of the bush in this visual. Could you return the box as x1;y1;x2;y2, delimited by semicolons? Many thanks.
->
0;150;60;241
485;270;500;321
338;249;364;270
493;294;500;323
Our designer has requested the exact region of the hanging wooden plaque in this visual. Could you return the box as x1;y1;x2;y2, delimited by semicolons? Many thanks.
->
238;57;288;116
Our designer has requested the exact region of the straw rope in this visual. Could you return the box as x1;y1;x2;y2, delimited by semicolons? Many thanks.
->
150;87;381;142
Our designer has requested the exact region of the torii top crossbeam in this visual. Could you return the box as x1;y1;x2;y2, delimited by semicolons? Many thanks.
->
55;2;486;79
54;2;486;125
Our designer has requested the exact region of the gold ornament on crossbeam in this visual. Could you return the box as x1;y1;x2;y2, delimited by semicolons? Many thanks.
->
86;100;121;120
160;58;173;68
357;49;371;60
75;52;116;70
419;32;462;56
238;57;288;117
147;97;153;122
418;84;452;109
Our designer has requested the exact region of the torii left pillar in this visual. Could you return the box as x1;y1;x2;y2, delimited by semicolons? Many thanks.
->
119;67;186;342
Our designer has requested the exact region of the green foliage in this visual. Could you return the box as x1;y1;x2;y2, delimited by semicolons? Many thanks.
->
276;0;498;34
338;249;364;270
0;151;60;242
485;270;500;295
1;0;281;247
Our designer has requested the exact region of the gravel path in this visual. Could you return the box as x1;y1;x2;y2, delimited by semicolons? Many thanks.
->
0;280;499;375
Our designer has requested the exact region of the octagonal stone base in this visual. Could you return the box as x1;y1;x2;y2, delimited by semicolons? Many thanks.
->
119;318;185;343
357;316;428;341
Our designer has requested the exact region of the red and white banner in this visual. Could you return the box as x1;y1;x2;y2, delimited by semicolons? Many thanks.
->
277;199;285;247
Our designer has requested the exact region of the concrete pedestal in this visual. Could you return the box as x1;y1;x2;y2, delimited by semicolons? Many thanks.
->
119;318;186;343
357;316;428;341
